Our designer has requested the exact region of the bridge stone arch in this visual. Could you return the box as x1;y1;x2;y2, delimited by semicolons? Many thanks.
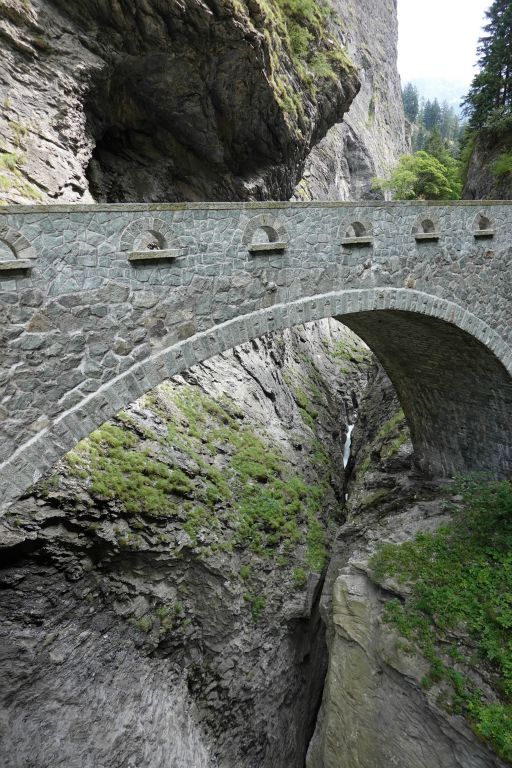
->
1;288;511;514
0;201;511;514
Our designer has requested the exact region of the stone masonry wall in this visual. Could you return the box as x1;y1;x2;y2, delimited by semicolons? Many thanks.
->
1;200;512;510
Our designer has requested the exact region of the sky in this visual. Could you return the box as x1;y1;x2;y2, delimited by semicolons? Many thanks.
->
397;0;492;89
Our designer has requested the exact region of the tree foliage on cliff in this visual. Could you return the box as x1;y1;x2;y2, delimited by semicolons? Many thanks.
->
373;150;462;200
254;0;355;115
463;0;512;130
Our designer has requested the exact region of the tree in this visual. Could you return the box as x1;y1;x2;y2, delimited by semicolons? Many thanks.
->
463;0;512;128
373;151;462;200
425;128;451;162
402;82;419;123
423;99;442;131
440;102;460;143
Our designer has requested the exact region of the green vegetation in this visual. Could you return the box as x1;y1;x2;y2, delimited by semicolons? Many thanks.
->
402;82;420;123
291;386;318;429
292;566;307;587
64;386;330;577
377;410;405;440
135;616;153;634
231;0;354;118
491;150;512;179
371;477;512;761
463;1;512;130
67;423;193;517
155;603;184;635
354;409;409;481
458;2;512;188
243;593;266;622
330;336;369;365
381;432;408;460
134;602;185;637
373;149;462;201
9;119;28;148
0;121;43;201
402;84;462;154
273;0;350;80
240;564;251;581
397;81;469;200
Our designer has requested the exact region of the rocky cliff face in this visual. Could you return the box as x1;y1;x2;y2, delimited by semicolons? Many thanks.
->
0;0;361;204
0;322;371;768
306;369;508;768
0;0;407;206
295;0;408;201
463;131;512;201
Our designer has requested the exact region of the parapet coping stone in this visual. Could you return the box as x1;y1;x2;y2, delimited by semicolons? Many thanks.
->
1;200;512;215
0;259;33;271
415;232;441;241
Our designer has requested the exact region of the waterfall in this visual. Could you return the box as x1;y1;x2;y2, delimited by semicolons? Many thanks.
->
343;424;354;469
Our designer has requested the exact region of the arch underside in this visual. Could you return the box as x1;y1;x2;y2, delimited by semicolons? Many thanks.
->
1;289;511;515
341;311;512;477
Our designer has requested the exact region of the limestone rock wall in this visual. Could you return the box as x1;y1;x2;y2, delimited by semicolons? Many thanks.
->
0;0;406;207
0;0;360;205
295;0;408;201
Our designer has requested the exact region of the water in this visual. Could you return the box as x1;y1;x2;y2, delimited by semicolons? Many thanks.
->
343;424;354;469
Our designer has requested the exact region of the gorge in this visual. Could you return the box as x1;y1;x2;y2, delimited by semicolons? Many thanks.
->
0;1;511;767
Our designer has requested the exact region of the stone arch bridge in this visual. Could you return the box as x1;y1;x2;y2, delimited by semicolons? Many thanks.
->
0;201;511;514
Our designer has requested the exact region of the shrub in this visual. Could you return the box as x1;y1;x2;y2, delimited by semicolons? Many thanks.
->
292;567;307;587
371;477;512;760
491;151;512;178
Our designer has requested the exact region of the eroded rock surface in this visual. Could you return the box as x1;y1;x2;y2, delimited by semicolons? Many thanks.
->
0;0;360;204
307;368;507;768
0;321;370;768
295;0;408;201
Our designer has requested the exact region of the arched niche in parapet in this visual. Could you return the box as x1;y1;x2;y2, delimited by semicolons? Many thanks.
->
120;217;186;265
0;224;37;276
340;218;374;248
242;214;288;255
413;215;440;242
472;211;495;239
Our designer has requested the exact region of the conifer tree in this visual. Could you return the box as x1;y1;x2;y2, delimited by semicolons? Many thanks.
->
463;0;512;128
423;99;442;130
402;83;419;122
